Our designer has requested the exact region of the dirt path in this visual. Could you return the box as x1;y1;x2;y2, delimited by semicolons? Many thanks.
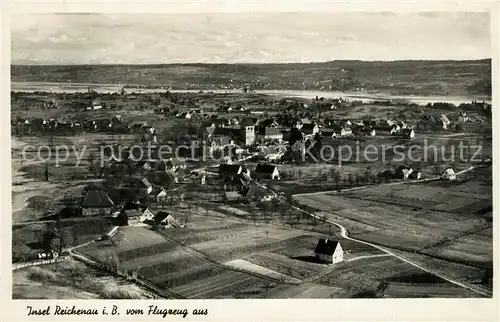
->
288;205;491;297
257;166;490;297
346;254;391;262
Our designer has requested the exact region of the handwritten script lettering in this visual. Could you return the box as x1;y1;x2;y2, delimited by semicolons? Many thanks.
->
27;305;206;318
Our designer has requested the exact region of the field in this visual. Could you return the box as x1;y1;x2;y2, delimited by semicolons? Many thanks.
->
11;60;491;96
314;256;481;298
74;198;484;299
293;167;492;292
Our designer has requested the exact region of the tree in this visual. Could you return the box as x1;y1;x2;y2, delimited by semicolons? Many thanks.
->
295;211;301;224
311;216;318;230
250;212;258;226
376;280;389;297
347;173;354;186
44;162;49;182
320;213;327;225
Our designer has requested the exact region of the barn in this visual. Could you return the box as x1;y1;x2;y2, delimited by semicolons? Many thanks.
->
80;190;115;216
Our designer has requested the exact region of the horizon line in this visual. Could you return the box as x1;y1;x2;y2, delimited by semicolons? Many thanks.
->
10;58;492;67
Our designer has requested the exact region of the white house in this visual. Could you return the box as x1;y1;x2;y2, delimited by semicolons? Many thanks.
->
441;168;457;181
332;127;352;138
402;128;415;139
87;99;102;110
439;115;451;129
254;164;280;180
157;188;167;203
139;208;155;223
315;238;343;264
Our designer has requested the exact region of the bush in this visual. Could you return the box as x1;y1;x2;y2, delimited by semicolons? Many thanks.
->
27;267;60;283
97;280;143;299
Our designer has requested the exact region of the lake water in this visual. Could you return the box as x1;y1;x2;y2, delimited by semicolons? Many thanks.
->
11;82;491;106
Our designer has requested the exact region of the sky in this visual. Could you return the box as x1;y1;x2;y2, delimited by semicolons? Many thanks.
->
11;12;491;64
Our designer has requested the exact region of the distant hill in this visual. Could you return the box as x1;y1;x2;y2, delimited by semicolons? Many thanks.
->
11;59;491;96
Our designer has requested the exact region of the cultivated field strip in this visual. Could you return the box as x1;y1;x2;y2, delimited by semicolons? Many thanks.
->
295;283;343;298
121;248;191;271
265;282;342;299
162;225;264;246
384;283;481;298
224;259;301;284
190;229;305;253
137;253;205;278
246;252;325;280
151;263;220;287
117;241;178;262
170;270;266;299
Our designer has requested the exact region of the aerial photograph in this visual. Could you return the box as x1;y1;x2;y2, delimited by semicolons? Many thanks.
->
11;12;492;299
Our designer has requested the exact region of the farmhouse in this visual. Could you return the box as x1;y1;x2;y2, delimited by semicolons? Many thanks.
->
442;168;457;181
156;188;168;203
256;127;283;143
166;158;187;172
354;127;376;137
154;211;180;228
408;169;422;180
219;164;243;179
87;99;102;110
244;184;273;202
140;207;155;222
320;129;336;138
300;123;320;136
332;126;352;138
402;128;415;139
81;190;115;216
377;125;398;136
119;205;155;226
314;238;343;264
212;127;233;138
254;164;280;180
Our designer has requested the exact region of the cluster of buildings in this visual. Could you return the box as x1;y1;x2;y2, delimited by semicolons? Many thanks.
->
196;113;420;156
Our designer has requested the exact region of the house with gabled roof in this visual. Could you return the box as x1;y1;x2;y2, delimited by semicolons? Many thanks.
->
154;211;180;228
315;238;343;264
300;123;320;136
212;127;234;138
256;127;283;143
243;184;272;202
219;164;243;179
254;164;280;180
81;190;115;216
166;158;187;172
401;128;415;139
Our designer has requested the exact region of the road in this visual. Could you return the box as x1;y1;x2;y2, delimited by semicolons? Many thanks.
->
259;166;491;297
289;205;491;297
